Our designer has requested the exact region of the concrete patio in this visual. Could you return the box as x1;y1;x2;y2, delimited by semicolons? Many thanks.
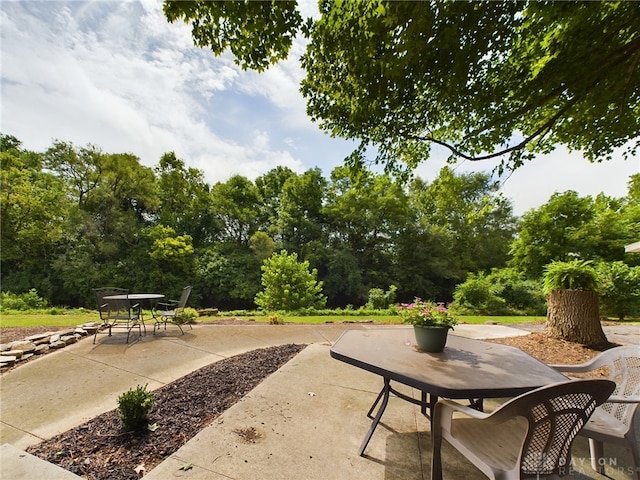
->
1;323;638;479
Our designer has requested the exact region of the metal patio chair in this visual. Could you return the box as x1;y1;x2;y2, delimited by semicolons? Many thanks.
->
550;345;640;479
431;379;616;480
153;286;192;335
93;287;142;343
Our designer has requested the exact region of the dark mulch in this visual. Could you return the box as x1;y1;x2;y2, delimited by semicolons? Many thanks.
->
26;344;305;480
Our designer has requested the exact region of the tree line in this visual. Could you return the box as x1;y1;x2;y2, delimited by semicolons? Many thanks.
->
1;133;638;313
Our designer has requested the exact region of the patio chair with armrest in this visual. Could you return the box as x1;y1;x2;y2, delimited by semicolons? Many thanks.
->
93;287;143;344
153;286;192;335
550;345;640;479
431;379;616;480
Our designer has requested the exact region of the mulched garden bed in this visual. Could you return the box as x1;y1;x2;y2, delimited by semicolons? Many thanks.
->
26;343;305;480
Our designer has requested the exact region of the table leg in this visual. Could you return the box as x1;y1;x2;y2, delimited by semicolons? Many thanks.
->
429;394;438;426
359;378;391;456
366;387;385;419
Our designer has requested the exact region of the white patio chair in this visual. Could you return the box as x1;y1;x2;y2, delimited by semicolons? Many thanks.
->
550;345;640;479
431;379;615;480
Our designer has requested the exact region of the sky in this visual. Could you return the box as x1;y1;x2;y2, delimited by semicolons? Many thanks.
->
1;1;638;216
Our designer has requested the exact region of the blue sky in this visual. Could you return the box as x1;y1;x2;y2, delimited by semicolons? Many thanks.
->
1;0;638;216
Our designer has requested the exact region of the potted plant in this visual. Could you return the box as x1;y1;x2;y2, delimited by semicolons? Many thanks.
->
397;298;458;352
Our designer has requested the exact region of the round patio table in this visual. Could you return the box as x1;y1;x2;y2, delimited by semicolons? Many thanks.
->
102;293;166;327
103;293;164;301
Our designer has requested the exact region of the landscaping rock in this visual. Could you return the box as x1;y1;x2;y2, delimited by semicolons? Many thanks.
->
34;344;50;355
0;325;95;371
25;333;53;342
61;335;78;345
9;340;37;351
2;350;24;359
0;356;17;367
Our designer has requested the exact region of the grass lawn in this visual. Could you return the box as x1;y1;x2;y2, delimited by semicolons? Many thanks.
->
2;311;637;330
0;311;549;328
0;312;100;328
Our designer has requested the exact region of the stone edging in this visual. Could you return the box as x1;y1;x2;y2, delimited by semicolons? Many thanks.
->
0;322;101;370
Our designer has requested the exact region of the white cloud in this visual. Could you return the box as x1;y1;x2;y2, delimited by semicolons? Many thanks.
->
496;149;638;215
415;145;639;216
0;1;317;184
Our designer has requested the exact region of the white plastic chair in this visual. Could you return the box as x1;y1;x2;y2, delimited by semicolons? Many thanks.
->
431;379;616;480
550;345;640;479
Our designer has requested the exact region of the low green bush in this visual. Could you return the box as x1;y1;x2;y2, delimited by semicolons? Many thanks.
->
452;268;546;316
176;307;198;324
0;289;48;311
117;384;155;432
366;285;397;309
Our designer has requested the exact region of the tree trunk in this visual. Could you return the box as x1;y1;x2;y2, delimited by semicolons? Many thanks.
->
544;289;608;348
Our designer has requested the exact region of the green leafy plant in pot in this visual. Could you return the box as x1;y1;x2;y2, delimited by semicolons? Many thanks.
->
397;298;458;352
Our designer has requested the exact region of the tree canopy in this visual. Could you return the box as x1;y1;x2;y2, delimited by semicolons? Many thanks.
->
164;0;640;174
3;134;532;308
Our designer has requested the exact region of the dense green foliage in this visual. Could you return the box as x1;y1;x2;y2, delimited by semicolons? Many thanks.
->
166;0;639;174
164;0;303;72
452;269;546;316
158;0;640;324
509;188;640;278
0;289;48;311
597;261;640;320
2;134;524;309
2;134;638;316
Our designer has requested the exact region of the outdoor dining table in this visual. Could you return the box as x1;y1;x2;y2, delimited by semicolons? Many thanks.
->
103;293;165;325
330;327;568;456
103;293;165;302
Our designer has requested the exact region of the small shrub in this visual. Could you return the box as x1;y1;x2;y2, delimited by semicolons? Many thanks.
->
268;313;284;325
176;307;198;324
452;273;506;315
366;285;397;309
117;384;155;432
255;250;326;311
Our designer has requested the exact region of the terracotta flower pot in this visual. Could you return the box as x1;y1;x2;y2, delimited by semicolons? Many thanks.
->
413;325;451;352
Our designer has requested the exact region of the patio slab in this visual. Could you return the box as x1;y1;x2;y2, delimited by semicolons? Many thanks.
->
1;323;637;479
